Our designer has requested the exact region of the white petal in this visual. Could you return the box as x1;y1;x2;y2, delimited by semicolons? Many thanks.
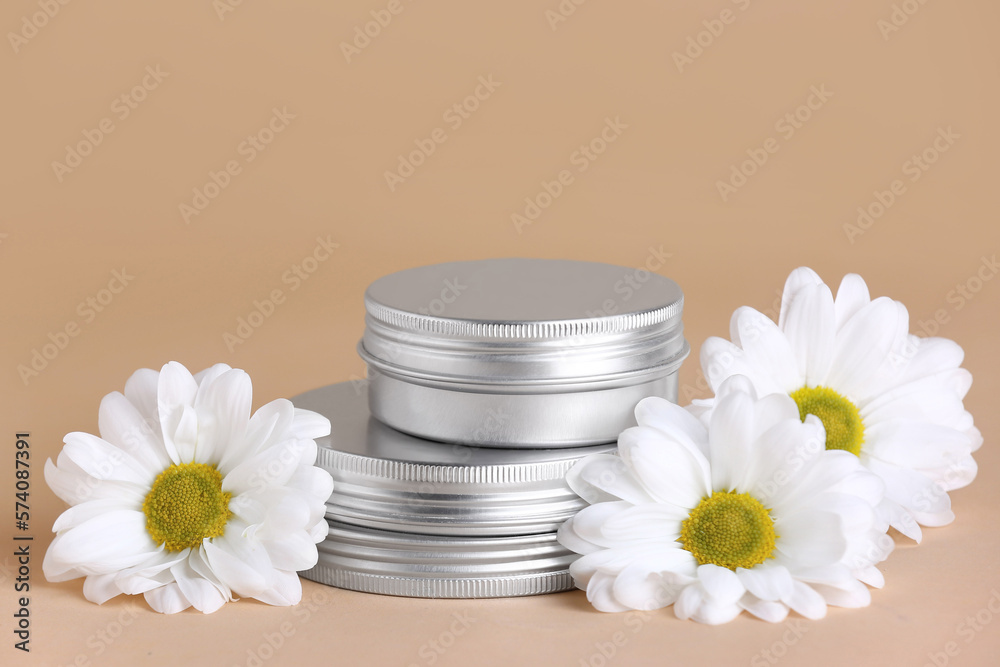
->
730;307;803;392
194;368;252;466
203;522;272;596
292;408;332;441
124;367;162;433
62;432;156;486
44;456;147;507
600;503;686;542
44;510;158;580
634;396;710;459
566;454;653;506
782;580;827;619
251;570;302;606
701;337;787;397
833;273;871;330
171;556;228;614
864;457;951;517
219;399;295;474
83;573;125;605
156;361;199;464
747;419;825;504
618;428;709;509
898;336;965;384
778;267;824;330
144;583;192;614
193;362;233;386
774;511;846;567
708;383;757;491
826;298;909;398
98;391;170;471
781;282;836;386
52;497;138;532
738;594;789;623
564;501;640;550
612;555;697;610
860;369;973;427
736;564;794;602
696;564;745;606
809;578;871;608
558;516;603;556
865;420;973;471
222;438;313;496
264;531;318;572
675;582;743;625
584;572;631;613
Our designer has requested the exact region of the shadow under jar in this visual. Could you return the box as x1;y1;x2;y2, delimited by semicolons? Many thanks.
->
359;258;688;448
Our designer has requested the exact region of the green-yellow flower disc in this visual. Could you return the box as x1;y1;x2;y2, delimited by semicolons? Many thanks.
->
143;463;233;552
680;491;777;570
790;385;865;456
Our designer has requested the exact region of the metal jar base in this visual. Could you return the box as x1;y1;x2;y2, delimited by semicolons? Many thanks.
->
366;371;679;448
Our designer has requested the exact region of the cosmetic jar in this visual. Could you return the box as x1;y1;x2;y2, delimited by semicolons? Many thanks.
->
293;381;603;597
308;522;575;598
359;258;688;447
295;382;614;537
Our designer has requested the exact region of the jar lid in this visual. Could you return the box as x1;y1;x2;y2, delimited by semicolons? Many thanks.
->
302;521;576;598
292;382;615;536
360;258;687;387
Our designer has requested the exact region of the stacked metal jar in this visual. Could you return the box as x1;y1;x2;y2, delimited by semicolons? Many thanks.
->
293;258;688;598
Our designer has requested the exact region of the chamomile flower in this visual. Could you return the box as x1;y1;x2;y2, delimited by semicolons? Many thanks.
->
695;267;981;541
558;376;890;624
43;361;334;613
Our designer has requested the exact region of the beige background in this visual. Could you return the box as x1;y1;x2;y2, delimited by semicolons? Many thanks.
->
2;0;999;665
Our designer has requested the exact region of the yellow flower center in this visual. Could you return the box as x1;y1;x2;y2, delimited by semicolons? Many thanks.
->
143;463;232;552
679;491;777;570
790;385;864;456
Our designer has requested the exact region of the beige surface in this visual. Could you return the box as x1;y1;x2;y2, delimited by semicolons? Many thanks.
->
2;1;999;665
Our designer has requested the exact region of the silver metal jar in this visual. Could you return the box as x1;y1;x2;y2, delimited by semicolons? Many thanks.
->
359;258;688;447
306;522;576;598
293;382;615;537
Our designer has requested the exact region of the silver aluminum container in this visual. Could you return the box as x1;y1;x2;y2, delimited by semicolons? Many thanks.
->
293;382;615;537
359;258;688;447
303;521;575;598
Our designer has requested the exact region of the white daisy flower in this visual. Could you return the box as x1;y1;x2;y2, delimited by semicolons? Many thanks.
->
43;361;334;614
558;376;890;624
695;267;981;541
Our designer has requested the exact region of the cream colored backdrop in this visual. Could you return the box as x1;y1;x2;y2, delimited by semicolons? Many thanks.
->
2;1;998;665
